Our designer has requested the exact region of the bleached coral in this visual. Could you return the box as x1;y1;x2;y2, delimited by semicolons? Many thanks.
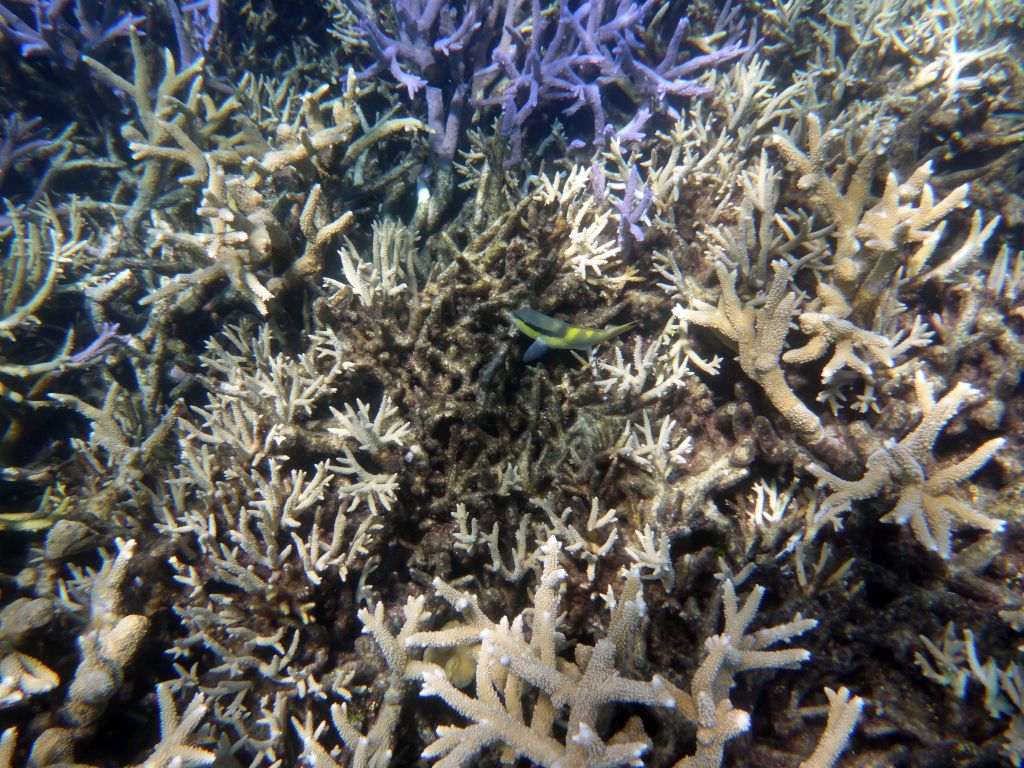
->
533;497;619;584
87;35;420;323
917;622;1024;766
2;0;1021;764
770;113;995;325
532;166;625;285
57;539;150;728
784;281;932;412
412;537;674;767
335;218;422;310
453;502;537;583
746;478;800;533
669;579;837;768
591;320;697;403
400;537;857;768
134;684;216;768
808;372;1005;558
702;150;821;288
624;524;674;591
0;729;12;768
613;410;693;478
675;261;825;444
152;318;407;756
293;596;432;768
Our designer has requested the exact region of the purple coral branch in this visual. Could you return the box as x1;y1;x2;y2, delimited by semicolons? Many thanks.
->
350;0;756;168
474;1;753;161
346;0;492;167
435;9;481;55
592;161;652;253
168;0;221;66
0;0;143;63
68;322;122;365
426;83;465;162
0;115;51;192
613;165;653;248
615;106;650;145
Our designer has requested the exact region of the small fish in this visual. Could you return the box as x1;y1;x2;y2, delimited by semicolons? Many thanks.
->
511;308;635;362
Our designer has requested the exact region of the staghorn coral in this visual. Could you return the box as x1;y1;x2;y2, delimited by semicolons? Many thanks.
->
783;281;933;413
411;537;678;767
808;372;1006;558
293;596;431;768
0;0;141;64
916;621;1024;766
153;319;406;760
0;115;78;210
674;260;826;444
770;113;996;325
132;71;419;318
299;537;860;768
59;538;150;729
133;684;216;768
0;0;1021;766
0;205;89;407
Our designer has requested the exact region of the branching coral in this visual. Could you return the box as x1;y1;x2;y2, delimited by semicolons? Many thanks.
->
783;281;932;412
808;372;1006;557
134;684;216;768
771;113;987;325
532;166;625;285
85;34;423;328
59;538;150;728
137;71;413;317
357;538;858;768
475;0;752;160
666;579;861;768
916;622;1024;766
293;596;432;768
0;115;78;208
411;537;676;767
83;31;241;235
0;0;1020;765
675;261;825;444
0;204;89;407
152;318;416;757
0;0;141;63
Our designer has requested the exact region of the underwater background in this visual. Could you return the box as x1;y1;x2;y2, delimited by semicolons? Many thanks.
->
0;0;1022;766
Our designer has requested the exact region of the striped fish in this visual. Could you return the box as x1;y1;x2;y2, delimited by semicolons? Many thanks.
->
511;308;635;362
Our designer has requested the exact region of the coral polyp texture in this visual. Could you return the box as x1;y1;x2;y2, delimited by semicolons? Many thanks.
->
0;0;1022;766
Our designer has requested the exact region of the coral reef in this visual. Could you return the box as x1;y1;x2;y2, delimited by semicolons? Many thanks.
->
0;0;1022;766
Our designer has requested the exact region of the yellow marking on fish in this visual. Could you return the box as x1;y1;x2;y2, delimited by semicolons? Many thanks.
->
511;308;635;361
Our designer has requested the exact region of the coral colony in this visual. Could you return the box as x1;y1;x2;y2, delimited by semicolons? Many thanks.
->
0;0;1022;766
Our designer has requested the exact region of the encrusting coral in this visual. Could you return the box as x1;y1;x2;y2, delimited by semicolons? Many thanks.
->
0;0;1020;766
